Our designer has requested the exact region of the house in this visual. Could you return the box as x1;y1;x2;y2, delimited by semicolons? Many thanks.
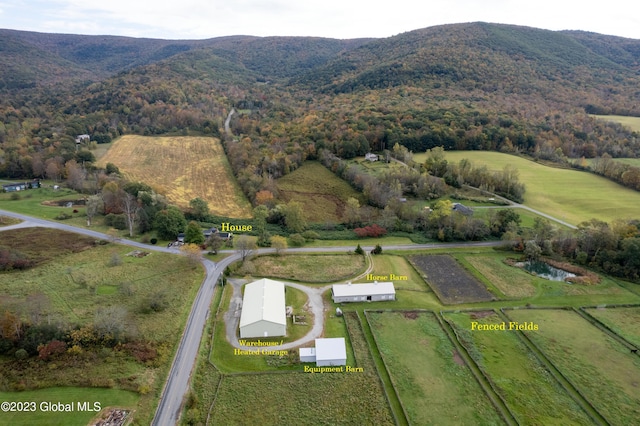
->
75;134;90;144
332;282;396;303
203;227;233;241
2;183;28;192
299;338;347;366
239;278;286;338
365;153;379;162
452;202;473;216
2;179;39;192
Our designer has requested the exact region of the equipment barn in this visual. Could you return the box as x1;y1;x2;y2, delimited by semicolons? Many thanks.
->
239;278;286;338
299;338;347;366
332;282;396;303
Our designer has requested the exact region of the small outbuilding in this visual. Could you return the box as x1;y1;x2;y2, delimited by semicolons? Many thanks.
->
239;278;286;338
332;282;396;303
299;338;347;366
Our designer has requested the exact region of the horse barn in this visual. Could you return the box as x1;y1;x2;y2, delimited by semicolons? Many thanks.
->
331;282;396;303
239;278;287;338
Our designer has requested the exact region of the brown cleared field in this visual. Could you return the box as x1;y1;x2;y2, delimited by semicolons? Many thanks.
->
96;136;252;218
409;255;496;304
276;161;365;223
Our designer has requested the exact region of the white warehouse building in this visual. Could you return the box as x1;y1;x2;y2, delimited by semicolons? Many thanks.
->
332;282;396;303
239;278;286;338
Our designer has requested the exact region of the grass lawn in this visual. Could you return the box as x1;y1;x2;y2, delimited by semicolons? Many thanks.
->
305;235;415;248
96;135;252;218
0;387;139;426
367;311;503;425
444;311;592;425
248;253;366;283
0;215;22;226
506;308;640;425
276;161;365;223
358;254;428;292
413;151;640;224
0;187;88;222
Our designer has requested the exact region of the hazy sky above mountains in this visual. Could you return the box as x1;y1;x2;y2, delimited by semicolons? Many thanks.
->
1;0;638;40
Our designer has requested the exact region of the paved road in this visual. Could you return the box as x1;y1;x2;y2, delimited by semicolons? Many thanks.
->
0;209;504;425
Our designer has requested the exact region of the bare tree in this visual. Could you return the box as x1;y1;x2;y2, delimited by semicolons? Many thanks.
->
235;235;257;262
121;193;139;237
85;194;103;226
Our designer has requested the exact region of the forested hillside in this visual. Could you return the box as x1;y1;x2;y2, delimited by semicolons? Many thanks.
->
1;22;640;191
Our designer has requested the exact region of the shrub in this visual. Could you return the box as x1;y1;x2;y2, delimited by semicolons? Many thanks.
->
371;244;383;255
354;224;387;238
104;213;127;230
38;340;67;361
289;233;305;247
107;252;123;267
355;244;364;255
150;238;158;245
54;212;72;220
302;230;320;241
15;348;28;360
10;192;20;201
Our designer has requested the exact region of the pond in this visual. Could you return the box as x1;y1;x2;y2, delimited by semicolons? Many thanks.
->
519;260;576;282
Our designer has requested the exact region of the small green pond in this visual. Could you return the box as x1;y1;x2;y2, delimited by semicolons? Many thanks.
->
519;260;576;282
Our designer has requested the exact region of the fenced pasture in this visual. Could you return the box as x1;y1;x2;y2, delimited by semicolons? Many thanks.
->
366;311;503;425
414;150;640;224
209;372;394;425
409;255;496;304
443;311;592;424
276;161;364;223
506;308;640;425
96;135;252;218
585;306;640;348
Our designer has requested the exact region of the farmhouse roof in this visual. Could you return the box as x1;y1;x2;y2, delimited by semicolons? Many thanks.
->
315;338;346;362
332;282;396;298
239;278;286;328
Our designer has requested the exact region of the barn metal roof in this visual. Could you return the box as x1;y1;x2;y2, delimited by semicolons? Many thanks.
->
239;278;286;327
332;282;396;297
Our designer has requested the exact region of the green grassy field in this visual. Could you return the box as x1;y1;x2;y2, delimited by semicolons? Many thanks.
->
585;306;640;347
246;253;366;283
413;151;640;224
209;372;394;425
591;114;640;132
276;161;365;223
0;229;203;424
367;311;503;425
0;387;139;426
444;311;591;425
506;308;640;425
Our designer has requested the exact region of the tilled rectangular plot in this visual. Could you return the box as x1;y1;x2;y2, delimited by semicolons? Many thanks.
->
410;255;495;304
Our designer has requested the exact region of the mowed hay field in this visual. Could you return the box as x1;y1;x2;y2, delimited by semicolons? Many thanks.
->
97;136;252;218
414;151;640;224
591;114;640;132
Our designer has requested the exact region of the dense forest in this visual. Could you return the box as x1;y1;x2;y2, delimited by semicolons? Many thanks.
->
1;23;640;281
2;23;640;190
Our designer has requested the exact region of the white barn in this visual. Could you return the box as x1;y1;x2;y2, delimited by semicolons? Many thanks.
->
299;338;347;366
239;278;286;338
332;282;396;303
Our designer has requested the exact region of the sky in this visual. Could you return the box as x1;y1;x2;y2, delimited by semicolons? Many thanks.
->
1;0;639;40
